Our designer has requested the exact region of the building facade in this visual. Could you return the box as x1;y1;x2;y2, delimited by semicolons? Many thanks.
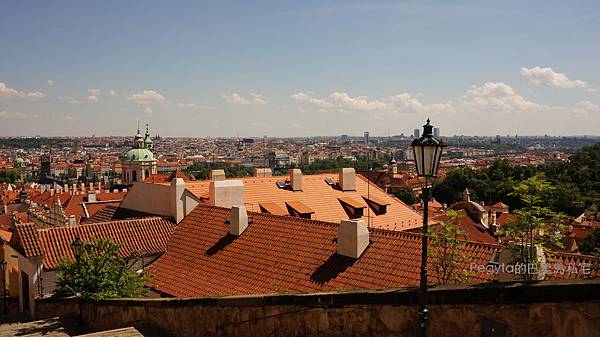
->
121;126;157;185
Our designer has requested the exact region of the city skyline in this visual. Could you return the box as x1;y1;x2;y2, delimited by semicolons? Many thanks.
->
1;1;600;137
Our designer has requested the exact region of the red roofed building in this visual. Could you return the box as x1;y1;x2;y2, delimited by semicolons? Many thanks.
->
149;204;498;298
8;217;176;316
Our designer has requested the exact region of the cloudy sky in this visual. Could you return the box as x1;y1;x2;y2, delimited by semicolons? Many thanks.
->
1;1;599;137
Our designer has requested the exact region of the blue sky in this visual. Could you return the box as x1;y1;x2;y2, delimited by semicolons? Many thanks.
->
1;0;599;137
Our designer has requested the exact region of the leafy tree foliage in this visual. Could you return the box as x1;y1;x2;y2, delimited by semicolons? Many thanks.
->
429;210;472;285
392;188;420;205
55;239;149;300
432;142;600;215
184;163;253;180
296;155;388;175
0;169;20;183
580;228;600;257
500;176;564;281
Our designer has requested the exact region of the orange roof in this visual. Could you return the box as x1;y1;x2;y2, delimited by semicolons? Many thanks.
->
148;204;498;297
0;229;11;242
259;202;288;216
362;195;390;207
10;217;176;270
285;200;314;215
338;196;367;210
180;173;422;231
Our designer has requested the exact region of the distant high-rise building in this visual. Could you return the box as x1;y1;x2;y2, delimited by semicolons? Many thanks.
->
413;129;420;139
364;131;370;145
433;127;440;138
340;134;349;143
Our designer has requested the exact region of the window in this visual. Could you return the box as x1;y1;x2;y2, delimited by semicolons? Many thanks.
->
132;170;137;182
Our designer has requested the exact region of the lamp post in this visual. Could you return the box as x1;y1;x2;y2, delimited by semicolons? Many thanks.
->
1;259;7;314
70;236;84;323
411;119;445;337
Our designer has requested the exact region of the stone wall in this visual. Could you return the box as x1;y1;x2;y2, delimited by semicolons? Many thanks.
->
35;279;600;337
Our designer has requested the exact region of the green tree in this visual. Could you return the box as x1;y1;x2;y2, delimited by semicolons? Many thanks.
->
392;188;420;205
0;169;21;183
55;238;149;300
580;228;600;257
500;175;564;281
429;210;472;285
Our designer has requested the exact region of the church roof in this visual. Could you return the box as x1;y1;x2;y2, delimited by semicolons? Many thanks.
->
123;148;155;162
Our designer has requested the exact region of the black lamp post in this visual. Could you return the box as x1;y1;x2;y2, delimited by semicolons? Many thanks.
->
411;119;445;337
1;259;7;314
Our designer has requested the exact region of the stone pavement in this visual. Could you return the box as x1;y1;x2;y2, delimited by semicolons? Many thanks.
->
0;317;152;337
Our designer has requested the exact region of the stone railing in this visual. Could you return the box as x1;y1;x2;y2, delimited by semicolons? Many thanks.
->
35;279;600;337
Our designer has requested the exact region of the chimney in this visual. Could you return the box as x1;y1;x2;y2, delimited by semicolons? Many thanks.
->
253;168;272;177
209;169;226;181
72;183;77;193
230;205;249;236
80;183;86;192
337;219;369;258
289;169;302;191
50;188;55;196
339;168;356;191
63;183;69;192
170;177;186;223
209;180;244;208
89;182;94;191
97;182;102;190
87;191;97;202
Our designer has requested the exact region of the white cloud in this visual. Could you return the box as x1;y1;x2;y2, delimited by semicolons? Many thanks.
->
224;92;269;105
459;82;540;112
290;91;452;115
0;110;39;119
58;96;81;104
573;101;600;114
108;89;117;96
87;88;101;102
64;115;73;120
127;90;165;104
0;82;46;100
47;80;55;87
128;89;211;112
520;66;586;88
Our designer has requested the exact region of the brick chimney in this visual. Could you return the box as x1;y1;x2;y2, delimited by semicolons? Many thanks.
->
254;168;272;177
289;169;302;191
339;168;356;191
230;205;249;236
337;219;369;258
209;180;244;208
209;169;226;181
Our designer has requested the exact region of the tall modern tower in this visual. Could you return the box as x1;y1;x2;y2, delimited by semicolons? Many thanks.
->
413;129;420;139
364;131;370;145
433;127;440;138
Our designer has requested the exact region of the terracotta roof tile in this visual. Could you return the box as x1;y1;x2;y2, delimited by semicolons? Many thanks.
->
180;173;422;231
10;217;176;270
148;204;498;297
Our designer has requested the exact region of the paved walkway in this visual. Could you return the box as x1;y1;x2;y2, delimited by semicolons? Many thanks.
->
0;317;150;337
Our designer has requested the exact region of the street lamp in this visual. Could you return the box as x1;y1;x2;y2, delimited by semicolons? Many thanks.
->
71;236;83;260
411;118;445;337
1;259;7;314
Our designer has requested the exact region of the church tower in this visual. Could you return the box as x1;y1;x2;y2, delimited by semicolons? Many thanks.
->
122;124;157;185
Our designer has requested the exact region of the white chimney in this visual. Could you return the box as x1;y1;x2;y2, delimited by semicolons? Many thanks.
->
289;169;302;191
498;245;547;282
89;182;94;191
230;205;249;236
72;183;77;192
339;168;356;191
50;188;55;196
209;180;244;208
254;168;272;177
97;182;102;190
87;192;97;202
209;169;226;181
63;183;69;192
80;183;86;192
337;219;369;258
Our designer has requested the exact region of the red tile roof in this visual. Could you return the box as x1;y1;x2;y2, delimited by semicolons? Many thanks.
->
433;210;498;245
178;173;422;231
148;204;499;297
10;217;176;270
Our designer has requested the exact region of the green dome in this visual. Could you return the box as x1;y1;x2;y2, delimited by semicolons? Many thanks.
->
122;148;155;161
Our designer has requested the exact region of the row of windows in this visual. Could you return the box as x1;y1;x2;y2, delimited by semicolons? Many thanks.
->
123;169;151;182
